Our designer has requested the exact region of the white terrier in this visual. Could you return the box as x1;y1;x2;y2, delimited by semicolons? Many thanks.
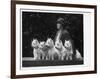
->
64;40;73;60
31;39;41;60
46;38;60;60
38;41;47;60
54;40;63;60
75;49;83;61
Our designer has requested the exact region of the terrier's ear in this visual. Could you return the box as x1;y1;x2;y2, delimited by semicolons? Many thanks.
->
68;40;70;43
32;38;34;41
32;38;36;41
47;38;50;41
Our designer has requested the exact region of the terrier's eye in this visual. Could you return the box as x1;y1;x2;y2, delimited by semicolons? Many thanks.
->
57;44;59;45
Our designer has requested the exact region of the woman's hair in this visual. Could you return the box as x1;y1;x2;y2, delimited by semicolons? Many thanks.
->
57;17;67;30
57;17;65;25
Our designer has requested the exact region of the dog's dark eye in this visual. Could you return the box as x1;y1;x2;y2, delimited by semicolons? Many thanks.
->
57;44;59;45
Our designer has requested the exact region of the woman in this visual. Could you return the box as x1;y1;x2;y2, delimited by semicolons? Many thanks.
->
55;17;72;44
55;17;75;60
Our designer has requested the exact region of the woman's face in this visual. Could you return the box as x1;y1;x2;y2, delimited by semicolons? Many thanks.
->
57;23;62;29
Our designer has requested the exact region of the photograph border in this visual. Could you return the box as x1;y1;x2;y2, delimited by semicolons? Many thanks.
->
11;0;97;79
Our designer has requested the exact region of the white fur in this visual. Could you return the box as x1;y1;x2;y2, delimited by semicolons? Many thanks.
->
32;39;41;60
54;40;63;60
46;38;60;60
64;40;73;60
38;41;47;60
75;49;83;61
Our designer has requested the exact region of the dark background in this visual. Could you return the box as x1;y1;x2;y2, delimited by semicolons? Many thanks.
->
22;11;83;57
